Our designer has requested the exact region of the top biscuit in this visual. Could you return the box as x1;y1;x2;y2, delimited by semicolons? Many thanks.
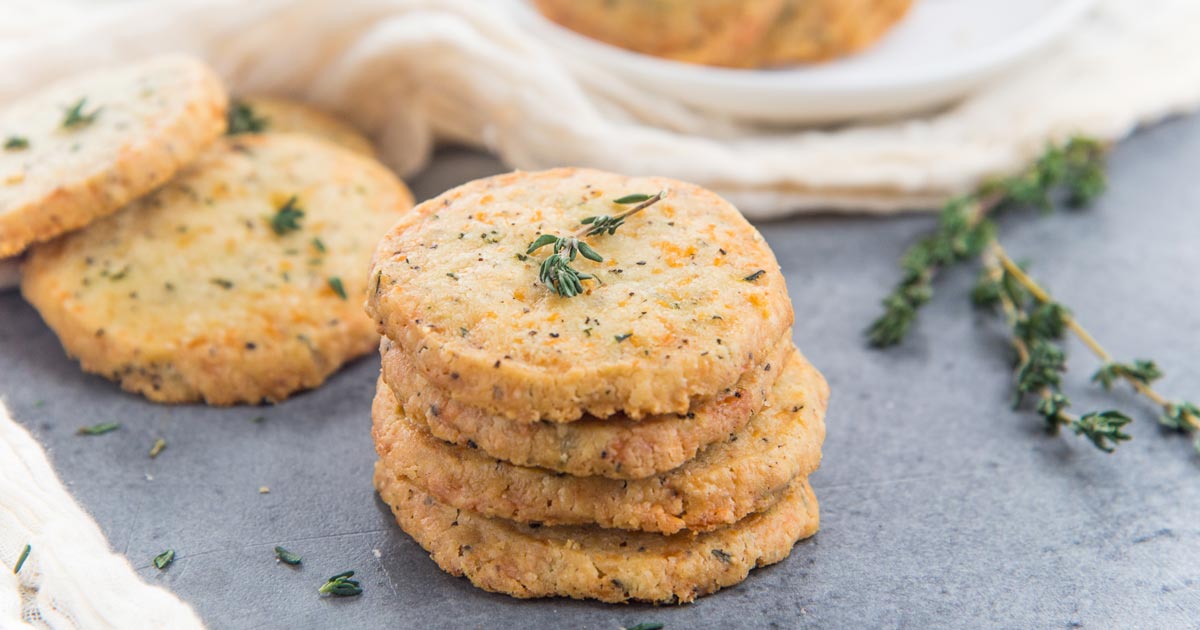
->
0;55;227;257
367;168;793;422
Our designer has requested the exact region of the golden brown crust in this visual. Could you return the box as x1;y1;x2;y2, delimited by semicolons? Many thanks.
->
372;346;826;534
233;96;375;157
533;0;912;68
0;55;227;257
533;0;785;67
367;168;793;422
374;468;819;604
379;331;791;479
374;333;792;477
21;135;413;405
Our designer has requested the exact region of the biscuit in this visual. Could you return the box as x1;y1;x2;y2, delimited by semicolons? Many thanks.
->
749;0;913;67
532;0;785;68
0;55;227;257
228;96;375;157
21;134;413;405
372;346;826;534
367;168;793;422
374;469;819;603
380;332;790;479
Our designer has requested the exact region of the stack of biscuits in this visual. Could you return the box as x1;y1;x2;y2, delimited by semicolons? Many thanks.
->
367;168;828;603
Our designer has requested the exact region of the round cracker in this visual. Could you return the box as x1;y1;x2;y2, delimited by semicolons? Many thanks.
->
379;331;791;479
749;0;913;67
228;96;375;157
533;0;785;68
372;347;826;534
0;55;227;257
374;468;819;604
21;134;413;405
367;168;794;422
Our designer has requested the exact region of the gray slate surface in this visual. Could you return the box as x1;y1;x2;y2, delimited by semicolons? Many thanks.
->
3;115;1200;630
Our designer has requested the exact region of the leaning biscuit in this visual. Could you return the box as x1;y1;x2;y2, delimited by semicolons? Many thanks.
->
0;55;227;257
380;331;791;479
21;134;413;405
373;347;826;534
227;96;375;157
367;168;794;422
375;469;819;604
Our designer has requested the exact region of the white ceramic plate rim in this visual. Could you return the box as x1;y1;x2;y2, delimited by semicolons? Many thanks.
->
515;0;1096;96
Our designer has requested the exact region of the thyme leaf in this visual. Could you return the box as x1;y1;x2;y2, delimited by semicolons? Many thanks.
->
274;546;302;565
4;136;28;151
227;101;268;135
77;422;120;436
62;97;101;129
153;549;175;570
328;277;347;300
319;570;362;596
270;196;304;235
13;544;30;574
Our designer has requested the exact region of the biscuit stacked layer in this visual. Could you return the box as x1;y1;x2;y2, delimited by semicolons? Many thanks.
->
367;168;828;604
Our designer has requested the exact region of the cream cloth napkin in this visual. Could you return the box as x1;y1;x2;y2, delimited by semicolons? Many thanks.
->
0;402;204;629
1;0;1199;626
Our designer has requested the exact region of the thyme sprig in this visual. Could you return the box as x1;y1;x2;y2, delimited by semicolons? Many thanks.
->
868;137;1104;347
526;189;668;297
871;137;1197;455
988;245;1199;452
319;570;362;596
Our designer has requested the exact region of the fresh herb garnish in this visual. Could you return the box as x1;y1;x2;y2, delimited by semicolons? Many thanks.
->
149;438;167;459
319;570;362;596
525;190;668;297
274;546;302;565
743;270;766;282
13;544;30;574
153;549;175;570
211;278;234;290
614;333;632;343
328;277;347;300
870;137;1198;454
4;136;28;151
311;237;326;253
270;196;304;235
227;101;268;135
77;422;120;436
624;623;665;630
62;97;101;129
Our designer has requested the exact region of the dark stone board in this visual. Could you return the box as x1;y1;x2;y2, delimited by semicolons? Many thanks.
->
2;116;1198;629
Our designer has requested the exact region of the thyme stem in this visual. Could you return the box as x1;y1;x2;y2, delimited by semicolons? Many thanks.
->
992;244;1200;433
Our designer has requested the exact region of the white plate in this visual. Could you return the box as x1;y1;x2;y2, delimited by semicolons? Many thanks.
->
515;0;1096;124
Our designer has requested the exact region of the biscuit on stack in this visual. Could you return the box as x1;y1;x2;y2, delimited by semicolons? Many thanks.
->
368;168;828;603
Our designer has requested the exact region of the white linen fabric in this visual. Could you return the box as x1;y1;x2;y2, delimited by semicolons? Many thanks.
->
0;402;204;629
0;0;1198;624
0;0;1197;217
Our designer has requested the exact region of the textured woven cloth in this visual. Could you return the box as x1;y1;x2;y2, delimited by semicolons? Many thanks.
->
1;0;1199;626
0;402;204;629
